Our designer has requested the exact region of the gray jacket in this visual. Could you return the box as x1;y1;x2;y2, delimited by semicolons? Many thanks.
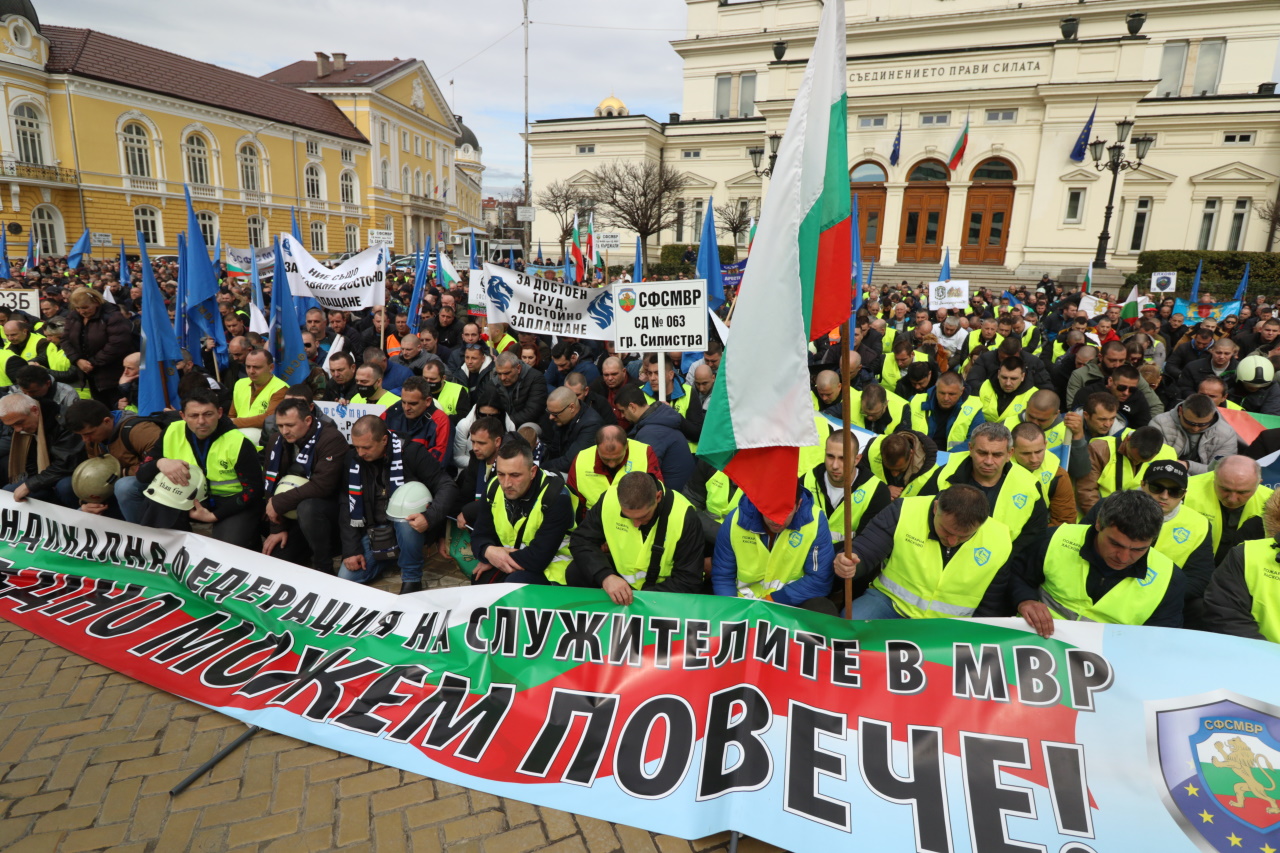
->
1150;403;1240;476
1066;361;1164;417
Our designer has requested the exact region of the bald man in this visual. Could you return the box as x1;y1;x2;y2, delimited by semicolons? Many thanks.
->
541;385;604;476
814;370;844;417
1004;389;1084;478
1184;456;1274;564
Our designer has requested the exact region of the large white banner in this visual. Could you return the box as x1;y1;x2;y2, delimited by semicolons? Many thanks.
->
280;234;387;311
225;245;275;274
479;263;614;340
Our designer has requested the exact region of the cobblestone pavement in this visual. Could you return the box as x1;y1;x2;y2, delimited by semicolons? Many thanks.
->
0;558;786;853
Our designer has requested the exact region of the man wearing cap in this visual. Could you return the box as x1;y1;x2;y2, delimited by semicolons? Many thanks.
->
1151;394;1240;476
134;388;263;549
261;398;348;574
1229;354;1280;414
1183;455;1273;565
1075;425;1178;515
470;437;573;585
1202;492;1280;642
1010;489;1185;636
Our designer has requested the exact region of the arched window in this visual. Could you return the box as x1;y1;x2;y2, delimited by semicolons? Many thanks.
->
196;211;217;248
340;171;356;204
185;134;211;186
305;164;322;200
123;122;152;178
345;224;359;253
413;170;422;196
907;160;949;182
13;104;44;165
850;161;888;183
134;206;162;247
246;216;265;248
31;205;62;255
971;158;1016;181
238;144;261;192
310;220;326;253
380;159;390;188
401;166;410;193
442;178;450;199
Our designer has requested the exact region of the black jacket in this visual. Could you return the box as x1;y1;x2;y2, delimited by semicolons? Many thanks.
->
486;363;548;427
1203;538;1278;640
541;406;604;476
470;472;574;575
136;416;263;521
8;409;84;495
965;347;1053;393
338;439;459;557
1073;379;1152;428
1175;358;1237;400
264;421;349;532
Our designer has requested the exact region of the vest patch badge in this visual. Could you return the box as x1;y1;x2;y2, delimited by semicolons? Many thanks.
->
852;488;866;504
1012;493;1028;509
788;530;803;549
973;547;991;566
1140;567;1159;587
1172;527;1190;544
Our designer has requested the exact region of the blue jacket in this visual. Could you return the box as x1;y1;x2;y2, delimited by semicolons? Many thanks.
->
711;490;834;606
382;359;413;395
628;402;695;492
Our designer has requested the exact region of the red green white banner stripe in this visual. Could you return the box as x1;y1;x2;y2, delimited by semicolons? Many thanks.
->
698;0;851;523
946;112;970;170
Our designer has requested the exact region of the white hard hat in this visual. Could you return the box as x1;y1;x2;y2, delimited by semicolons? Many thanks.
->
1238;354;1275;386
239;427;263;447
386;481;433;521
273;474;310;520
143;465;207;511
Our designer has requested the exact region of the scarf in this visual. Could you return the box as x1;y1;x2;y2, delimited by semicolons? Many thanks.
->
8;416;49;486
347;431;405;527
265;422;320;493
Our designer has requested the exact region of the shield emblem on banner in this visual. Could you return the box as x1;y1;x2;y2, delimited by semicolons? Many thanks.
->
973;547;991;565
1149;690;1280;852
619;290;637;313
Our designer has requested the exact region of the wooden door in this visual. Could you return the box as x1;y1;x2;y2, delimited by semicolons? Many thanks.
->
898;186;948;263
855;188;886;261
959;185;1014;266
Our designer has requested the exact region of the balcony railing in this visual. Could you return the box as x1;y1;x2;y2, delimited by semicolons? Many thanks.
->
126;176;159;192
0;159;79;184
190;183;216;199
242;190;265;203
307;199;326;211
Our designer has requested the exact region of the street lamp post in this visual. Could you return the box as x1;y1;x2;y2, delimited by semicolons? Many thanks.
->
1089;118;1155;268
748;132;783;178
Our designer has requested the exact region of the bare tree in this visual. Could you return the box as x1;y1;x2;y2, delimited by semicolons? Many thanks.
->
535;179;594;259
1257;198;1279;252
590;160;689;251
715;198;754;258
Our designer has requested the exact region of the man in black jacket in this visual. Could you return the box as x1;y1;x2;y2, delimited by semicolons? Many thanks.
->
540;386;603;476
0;392;84;505
564;372;614;426
262;398;349;574
338;415;458;594
487;352;548;427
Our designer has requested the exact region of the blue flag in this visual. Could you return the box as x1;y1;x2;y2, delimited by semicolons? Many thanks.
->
865;260;875;291
697;196;725;311
1234;263;1250;303
1001;290;1023;309
407;239;431;335
633;236;644;283
889;114;902;167
118;239;130;287
136;235;182;416
174;233;188;342
940;246;952;282
0;224;10;280
182;186;228;368
1189;260;1203;303
291;208;302;242
537;241;544;263
1069;102;1097;163
852;193;863;312
270;238;310;385
67;229;92;269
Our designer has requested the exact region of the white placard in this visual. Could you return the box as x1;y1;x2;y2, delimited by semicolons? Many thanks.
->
923;279;970;311
1150;271;1177;294
280;234;387;311
515;206;536;222
596;233;621;250
314;401;387;440
368;229;394;247
226;246;275;273
90;233;113;247
613;280;709;351
1078;293;1103;318
0;288;39;315
481;263;614;339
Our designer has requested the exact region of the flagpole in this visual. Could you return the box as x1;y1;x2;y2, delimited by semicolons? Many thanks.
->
840;319;854;618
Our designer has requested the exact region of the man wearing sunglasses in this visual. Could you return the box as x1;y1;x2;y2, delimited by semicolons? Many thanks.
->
1072;363;1151;428
1151;393;1241;476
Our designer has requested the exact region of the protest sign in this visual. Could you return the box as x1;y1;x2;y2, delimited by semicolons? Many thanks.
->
1150;271;1177;294
612;281;709;351
280;234;387;311
480;263;614;340
226;246;275;276
925;279;970;311
0;288;39;315
2;493;1279;851
721;259;747;292
314;401;387;440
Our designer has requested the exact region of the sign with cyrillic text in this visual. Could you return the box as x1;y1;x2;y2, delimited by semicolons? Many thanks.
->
280;234;386;312
481;263;614;340
612;280;709;351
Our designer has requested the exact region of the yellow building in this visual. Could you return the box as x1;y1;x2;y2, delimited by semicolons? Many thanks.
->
0;1;483;260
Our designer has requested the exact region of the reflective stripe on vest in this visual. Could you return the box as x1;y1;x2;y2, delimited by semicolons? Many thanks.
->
729;510;820;599
1243;538;1280;643
571;440;649;515
233;375;288;419
872;496;1013;618
436;382;463;416
161;421;247;497
1155;506;1211;572
598;488;692;590
1038;524;1175;624
1095;436;1178;498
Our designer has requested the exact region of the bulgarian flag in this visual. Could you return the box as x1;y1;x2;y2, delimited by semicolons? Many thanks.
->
225;248;248;279
946;111;970;170
1119;284;1141;325
698;0;850;524
435;247;460;287
746;217;756;255
1081;264;1092;294
570;213;584;284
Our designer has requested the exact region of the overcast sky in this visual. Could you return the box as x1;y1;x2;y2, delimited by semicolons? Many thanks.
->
45;0;689;193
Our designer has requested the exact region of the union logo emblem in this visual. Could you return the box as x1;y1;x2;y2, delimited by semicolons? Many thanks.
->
1174;527;1191;544
1012;493;1028;509
973;547;991;565
619;289;637;312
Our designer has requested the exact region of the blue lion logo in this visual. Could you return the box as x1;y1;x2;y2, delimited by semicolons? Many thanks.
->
486;276;514;312
973;547;991;566
1012;493;1028;509
588;291;614;329
1172;527;1190;544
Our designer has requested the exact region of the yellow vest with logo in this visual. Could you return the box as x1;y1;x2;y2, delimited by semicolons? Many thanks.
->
880;327;897;353
570;440;650;516
1039;524;1174;624
351;389;401;407
912;394;983;451
1003;414;1071;461
872;497;1012;617
799;414;835;474
161;420;248;498
850;389;908;435
881;351;928;393
13;333;71;371
590;488;692;590
706;470;743;522
1184;472;1274;557
435;381;464;416
233;375;288;419
1155;506;1212;572
729;508;821;600
802;466;886;543
905;453;1041;538
1242;538;1280;643
1024;456;1061;506
978;382;1035;424
1094;436;1178;499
